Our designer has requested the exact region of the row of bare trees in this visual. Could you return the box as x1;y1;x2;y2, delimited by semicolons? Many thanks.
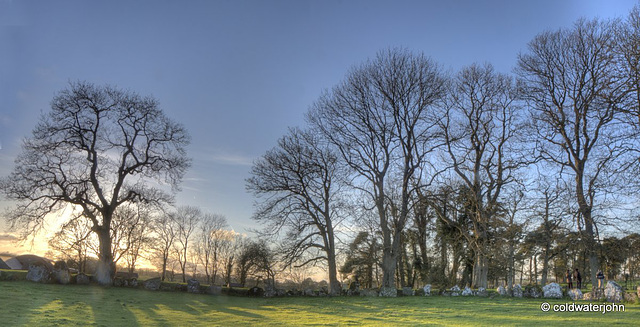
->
247;7;640;293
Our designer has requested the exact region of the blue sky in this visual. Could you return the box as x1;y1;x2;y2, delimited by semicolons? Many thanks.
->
1;0;638;237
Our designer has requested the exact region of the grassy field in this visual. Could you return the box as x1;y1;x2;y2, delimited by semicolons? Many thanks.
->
1;281;638;326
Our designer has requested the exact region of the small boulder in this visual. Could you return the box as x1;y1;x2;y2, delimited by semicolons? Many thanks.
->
402;287;414;296
303;288;315;296
207;285;222;295
461;286;473;296
524;285;542;298
604;281;624;303
624;292;638;303
360;289;378;297
379;286;398;297
568;288;583;300
248;286;264;297
512;284;523;298
76;273;90;285
542;283;563;299
52;261;71;285
144;277;162;291
26;263;51;283
497;285;508;296
476;287;488;297
423;284;432;296
450;285;461;296
187;279;200;293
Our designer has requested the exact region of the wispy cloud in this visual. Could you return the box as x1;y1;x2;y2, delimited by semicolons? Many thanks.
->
193;149;254;167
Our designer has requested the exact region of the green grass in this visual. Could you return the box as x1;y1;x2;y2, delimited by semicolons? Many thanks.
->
1;281;638;326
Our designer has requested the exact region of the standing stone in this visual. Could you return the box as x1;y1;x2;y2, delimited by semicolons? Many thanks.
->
497;285;508;296
568;288;583;300
450;285;461;296
207;285;222;295
187;279;201;293
26;263;51;283
423;284;432;296
624;292;638;303
360;289;379;297
379;286;398;297
461;286;473;296
402;287;414;296
52;261;71;285
604;281;624;303
542;283;563;299
477;287;488;297
76;273;90;285
512;284;523;298
524;285;542;298
144;277;162;291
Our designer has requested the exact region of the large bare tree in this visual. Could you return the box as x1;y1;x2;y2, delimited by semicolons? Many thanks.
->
517;18;630;286
247;127;344;295
309;48;447;293
438;63;524;288
0;81;190;284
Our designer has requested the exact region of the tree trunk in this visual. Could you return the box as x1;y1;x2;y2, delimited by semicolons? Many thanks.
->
161;256;168;281
95;226;115;286
507;242;515;289
327;250;341;296
472;251;488;288
541;250;549;285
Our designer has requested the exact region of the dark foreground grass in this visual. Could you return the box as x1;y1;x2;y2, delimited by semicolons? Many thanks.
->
1;281;637;326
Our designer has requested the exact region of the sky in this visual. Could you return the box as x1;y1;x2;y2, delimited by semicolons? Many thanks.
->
1;0;639;253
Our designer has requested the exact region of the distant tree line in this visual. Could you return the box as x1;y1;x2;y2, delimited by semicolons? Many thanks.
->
247;6;640;293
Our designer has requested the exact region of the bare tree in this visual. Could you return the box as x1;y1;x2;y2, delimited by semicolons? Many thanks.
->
220;232;244;286
247;127;344;295
172;205;201;282
517;18;630;286
48;215;95;273
308;48;447;293
0;81;190;285
196;213;228;284
152;211;178;281
438;63;524;288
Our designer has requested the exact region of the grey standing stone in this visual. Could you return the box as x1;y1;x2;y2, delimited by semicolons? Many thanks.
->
26;264;51;283
52;261;71;285
568;288;583;300
76;273;90;285
524;285;542;298
461;286;473;296
512;284;523;298
144;277;162;291
402;287;414;296
379;286;398;297
423;284;432;296
187;279;200;293
476;287;488;297
604;281;623;303
542;283;563;299
497;285;508;296
450;285;461;296
360;289;379;297
209;285;223;295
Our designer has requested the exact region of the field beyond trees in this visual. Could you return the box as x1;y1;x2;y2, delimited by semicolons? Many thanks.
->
1;281;637;326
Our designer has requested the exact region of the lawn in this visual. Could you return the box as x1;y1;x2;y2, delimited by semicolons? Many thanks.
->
0;281;637;326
